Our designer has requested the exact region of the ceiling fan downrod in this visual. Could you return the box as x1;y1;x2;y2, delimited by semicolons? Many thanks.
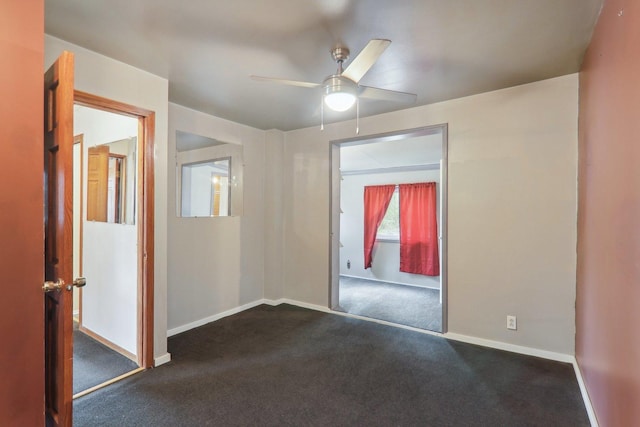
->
331;46;350;74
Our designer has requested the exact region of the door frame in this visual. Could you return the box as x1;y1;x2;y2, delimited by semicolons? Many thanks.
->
73;135;84;326
74;90;155;368
329;124;449;333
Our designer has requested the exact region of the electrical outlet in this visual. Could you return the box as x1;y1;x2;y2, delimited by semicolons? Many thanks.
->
507;315;517;330
347;260;351;269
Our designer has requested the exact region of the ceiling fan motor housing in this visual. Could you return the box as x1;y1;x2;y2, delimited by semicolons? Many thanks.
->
323;75;357;97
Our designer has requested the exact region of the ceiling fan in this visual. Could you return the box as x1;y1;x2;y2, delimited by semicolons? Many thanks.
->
251;39;416;130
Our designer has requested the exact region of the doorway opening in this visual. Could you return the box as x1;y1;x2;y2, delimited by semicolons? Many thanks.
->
71;92;155;398
330;125;448;333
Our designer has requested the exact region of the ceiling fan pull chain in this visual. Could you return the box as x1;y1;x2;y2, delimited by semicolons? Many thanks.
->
356;97;360;135
320;96;325;131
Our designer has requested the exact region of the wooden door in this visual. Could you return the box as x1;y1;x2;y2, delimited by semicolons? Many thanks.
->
87;145;109;221
44;51;75;427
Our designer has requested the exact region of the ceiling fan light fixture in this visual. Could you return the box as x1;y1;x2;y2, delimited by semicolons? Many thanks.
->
323;75;357;112
325;92;356;112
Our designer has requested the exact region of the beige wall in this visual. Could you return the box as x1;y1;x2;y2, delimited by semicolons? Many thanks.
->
167;103;266;333
283;74;579;355
45;35;170;364
264;129;286;300
577;0;640;424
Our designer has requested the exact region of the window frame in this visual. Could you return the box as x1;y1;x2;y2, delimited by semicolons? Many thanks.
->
179;156;232;217
376;187;400;242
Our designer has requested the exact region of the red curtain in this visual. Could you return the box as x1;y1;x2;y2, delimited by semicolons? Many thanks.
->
363;185;396;269
399;183;439;276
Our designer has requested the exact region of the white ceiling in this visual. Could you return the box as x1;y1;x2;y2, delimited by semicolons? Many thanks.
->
341;133;442;172
46;0;602;131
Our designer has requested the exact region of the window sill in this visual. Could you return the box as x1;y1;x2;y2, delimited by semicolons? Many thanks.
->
376;236;399;243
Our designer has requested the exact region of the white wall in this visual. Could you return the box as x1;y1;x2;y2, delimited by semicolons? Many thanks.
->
283;74;579;355
45;35;170;363
167;103;265;333
340;169;441;289
74;105;139;354
82;223;138;351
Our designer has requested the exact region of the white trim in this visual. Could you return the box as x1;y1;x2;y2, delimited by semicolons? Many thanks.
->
572;359;599;427
154;352;171;366
443;332;574;363
167;299;267;337
375;236;400;243
73;367;146;399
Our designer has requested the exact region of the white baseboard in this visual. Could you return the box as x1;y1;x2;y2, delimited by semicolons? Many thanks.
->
266;298;321;310
443;332;574;363
154;352;171;367
572;359;599;427
167;299;267;337
262;298;282;306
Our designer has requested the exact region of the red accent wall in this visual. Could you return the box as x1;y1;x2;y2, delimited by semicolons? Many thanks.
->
0;1;45;425
577;0;640;425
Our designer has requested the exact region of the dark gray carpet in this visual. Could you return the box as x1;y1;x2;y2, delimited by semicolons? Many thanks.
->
74;304;588;426
73;325;139;395
339;276;442;332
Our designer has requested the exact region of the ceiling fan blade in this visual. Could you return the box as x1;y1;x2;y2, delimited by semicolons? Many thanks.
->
342;39;391;84
250;75;320;89
359;85;417;104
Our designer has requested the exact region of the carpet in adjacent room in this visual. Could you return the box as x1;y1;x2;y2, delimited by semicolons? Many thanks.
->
73;325;139;395
339;275;442;332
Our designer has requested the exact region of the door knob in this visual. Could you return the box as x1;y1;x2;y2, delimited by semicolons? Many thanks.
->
43;277;87;292
72;277;87;288
43;279;64;292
